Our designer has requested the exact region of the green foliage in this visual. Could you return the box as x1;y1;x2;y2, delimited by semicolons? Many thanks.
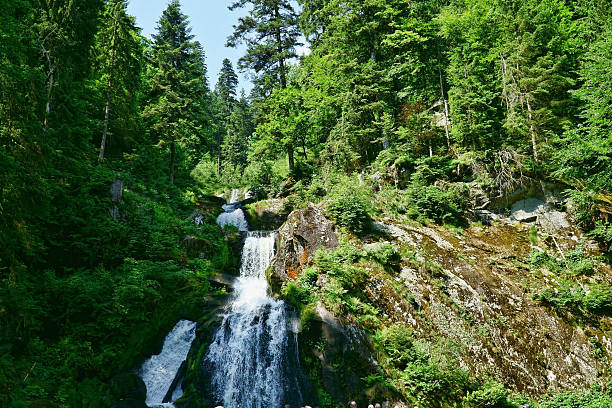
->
374;324;472;407
539;386;612;408
327;191;372;234
463;381;516;408
145;0;211;183
583;285;612;315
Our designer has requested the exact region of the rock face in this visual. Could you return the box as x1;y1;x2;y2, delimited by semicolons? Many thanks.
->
300;303;389;407
269;204;339;292
108;373;147;408
243;198;287;230
368;220;611;395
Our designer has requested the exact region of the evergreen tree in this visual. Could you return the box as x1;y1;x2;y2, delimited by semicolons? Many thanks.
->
93;0;144;159
145;0;209;184
227;0;301;92
223;91;254;171
216;58;239;113
227;0;301;170
213;59;239;171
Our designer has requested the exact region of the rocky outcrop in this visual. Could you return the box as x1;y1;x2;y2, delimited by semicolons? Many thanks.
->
243;198;287;230
110;179;123;203
367;220;611;395
299;302;392;407
108;373;147;408
269;204;339;293
110;179;123;221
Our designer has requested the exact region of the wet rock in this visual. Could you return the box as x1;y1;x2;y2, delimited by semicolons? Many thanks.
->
299;303;390;407
510;198;547;222
269;204;338;293
108;373;147;408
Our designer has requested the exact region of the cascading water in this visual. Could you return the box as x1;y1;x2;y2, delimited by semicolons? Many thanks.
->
229;188;241;203
138;319;197;407
216;192;249;232
203;201;308;408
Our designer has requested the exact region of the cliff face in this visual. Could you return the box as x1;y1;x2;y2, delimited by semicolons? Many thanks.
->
267;199;612;402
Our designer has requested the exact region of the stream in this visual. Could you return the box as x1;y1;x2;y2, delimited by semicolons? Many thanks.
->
138;189;307;408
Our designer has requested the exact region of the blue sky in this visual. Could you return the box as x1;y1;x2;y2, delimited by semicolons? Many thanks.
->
127;0;252;93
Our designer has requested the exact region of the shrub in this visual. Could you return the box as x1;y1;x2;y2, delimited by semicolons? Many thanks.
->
365;243;401;271
327;190;371;234
463;381;515;408
190;158;221;194
406;184;464;225
584;285;612;314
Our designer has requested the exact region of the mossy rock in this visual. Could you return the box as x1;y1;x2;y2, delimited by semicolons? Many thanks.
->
108;373;147;408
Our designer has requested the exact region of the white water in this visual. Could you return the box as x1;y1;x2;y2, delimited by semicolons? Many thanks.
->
138;319;197;407
229;188;241;203
206;209;303;407
216;207;249;231
216;191;249;231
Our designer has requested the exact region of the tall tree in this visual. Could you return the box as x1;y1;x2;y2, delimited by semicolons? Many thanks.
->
94;0;143;160
216;58;239;112
145;0;209;183
227;0;301;169
223;91;254;171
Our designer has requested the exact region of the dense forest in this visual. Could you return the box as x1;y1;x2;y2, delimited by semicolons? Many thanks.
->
1;0;611;407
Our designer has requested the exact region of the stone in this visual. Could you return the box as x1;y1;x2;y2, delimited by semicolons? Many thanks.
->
537;210;571;234
110;179;123;203
299;303;388;407
108;373;147;408
510;197;547;223
473;209;501;225
269;204;338;292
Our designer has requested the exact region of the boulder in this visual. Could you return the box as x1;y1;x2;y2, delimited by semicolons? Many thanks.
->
299;303;392;406
510;197;547;223
269;204;339;293
537;210;571;234
108;372;147;408
243;199;287;230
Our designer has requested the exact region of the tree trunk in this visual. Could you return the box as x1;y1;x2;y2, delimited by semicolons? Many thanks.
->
438;51;450;150
99;11;119;160
526;97;538;162
301;137;307;159
288;145;295;171
170;142;176;184
40;43;54;133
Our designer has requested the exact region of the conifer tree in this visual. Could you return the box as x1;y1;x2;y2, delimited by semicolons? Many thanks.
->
145;0;209;183
94;0;143;159
216;58;239;113
227;0;301;169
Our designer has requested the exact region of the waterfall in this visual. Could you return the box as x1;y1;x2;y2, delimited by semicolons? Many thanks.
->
229;188;241;203
138;319;197;407
216;190;249;231
216;206;249;231
204;207;306;408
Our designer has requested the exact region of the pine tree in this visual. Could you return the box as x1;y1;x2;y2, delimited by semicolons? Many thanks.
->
145;0;209;184
216;58;239;113
227;0;300;92
227;0;301;169
214;59;239;172
223;91;254;170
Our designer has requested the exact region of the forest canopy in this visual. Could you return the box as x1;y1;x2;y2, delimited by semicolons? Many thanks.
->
1;0;611;406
